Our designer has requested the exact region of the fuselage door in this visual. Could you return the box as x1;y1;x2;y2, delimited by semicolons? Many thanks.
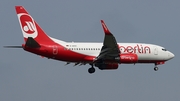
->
52;45;58;55
154;47;158;55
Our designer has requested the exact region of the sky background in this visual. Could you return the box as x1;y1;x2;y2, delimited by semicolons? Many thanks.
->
0;0;180;101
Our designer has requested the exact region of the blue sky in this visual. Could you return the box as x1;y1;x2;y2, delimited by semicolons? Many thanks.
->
1;0;180;101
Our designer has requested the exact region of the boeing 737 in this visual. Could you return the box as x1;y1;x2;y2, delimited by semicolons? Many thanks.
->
4;6;175;74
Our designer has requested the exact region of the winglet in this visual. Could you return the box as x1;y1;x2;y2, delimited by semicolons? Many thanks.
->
101;20;112;35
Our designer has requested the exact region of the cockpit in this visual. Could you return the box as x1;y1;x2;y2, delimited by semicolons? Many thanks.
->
162;48;167;51
159;47;174;60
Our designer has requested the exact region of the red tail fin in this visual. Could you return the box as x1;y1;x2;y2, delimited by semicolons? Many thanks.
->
15;6;54;44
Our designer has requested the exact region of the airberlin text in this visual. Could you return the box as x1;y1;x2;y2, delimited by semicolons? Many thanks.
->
119;44;151;54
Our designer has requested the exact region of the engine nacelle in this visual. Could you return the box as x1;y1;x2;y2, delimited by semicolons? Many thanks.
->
95;63;118;70
118;53;138;63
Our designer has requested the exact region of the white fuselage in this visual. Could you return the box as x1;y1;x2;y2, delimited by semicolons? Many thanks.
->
52;37;174;62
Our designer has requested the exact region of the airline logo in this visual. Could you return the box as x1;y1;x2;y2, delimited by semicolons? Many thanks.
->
119;45;151;54
121;55;135;60
17;13;38;38
22;21;35;34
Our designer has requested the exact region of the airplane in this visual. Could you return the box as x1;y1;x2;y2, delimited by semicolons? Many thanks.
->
4;6;175;74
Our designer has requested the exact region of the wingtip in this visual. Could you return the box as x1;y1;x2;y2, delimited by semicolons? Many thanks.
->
100;20;112;35
100;20;104;23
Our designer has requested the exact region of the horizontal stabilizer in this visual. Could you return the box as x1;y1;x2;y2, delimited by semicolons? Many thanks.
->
4;46;22;48
25;37;40;48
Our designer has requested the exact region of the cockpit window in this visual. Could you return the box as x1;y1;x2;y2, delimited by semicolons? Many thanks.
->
162;48;167;51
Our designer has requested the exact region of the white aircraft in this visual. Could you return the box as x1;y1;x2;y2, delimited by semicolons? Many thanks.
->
5;6;175;74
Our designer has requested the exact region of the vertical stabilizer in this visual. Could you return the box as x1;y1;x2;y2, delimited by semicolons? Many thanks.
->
15;6;54;44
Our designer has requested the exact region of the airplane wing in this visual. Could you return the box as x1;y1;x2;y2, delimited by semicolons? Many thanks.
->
95;20;120;62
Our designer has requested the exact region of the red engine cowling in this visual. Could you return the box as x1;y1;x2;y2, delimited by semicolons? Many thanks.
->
95;63;118;70
119;53;138;63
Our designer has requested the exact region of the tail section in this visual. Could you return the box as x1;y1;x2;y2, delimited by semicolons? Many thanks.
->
15;6;54;44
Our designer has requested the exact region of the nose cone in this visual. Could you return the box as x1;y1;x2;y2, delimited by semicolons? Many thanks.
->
168;52;175;59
